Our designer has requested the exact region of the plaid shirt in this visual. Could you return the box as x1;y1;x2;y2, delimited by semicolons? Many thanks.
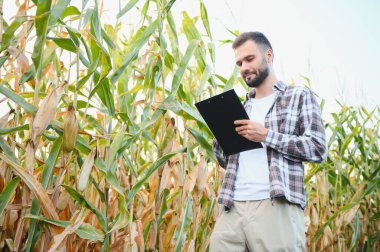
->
213;81;327;210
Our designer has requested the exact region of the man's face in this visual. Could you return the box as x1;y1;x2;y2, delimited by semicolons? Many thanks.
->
234;40;270;88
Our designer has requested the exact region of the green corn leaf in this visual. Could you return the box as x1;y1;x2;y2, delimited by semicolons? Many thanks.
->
0;137;18;164
108;130;125;167
91;3;101;42
313;202;359;242
41;138;62;188
186;126;215;162
32;0;52;77
0;15;27;52
106;169;124;195
101;28;116;49
140;0;150;23
165;0;177;13
90;76;115;116
111;19;159;84
23;137;62;251
169;39;199;100
125;148;186;206
78;111;106;135
223;66;239;91
49;0;71;26
197;199;216;244
61;6;81;19
173;195;193;252
117;0;139;19
0;55;9;68
182;12;201;41
48;37;77;52
197;64;212;95
0;177;21;216
108;209;130;234
19;65;36;84
371;210;380;221
62;185;107;231
0;124;29;135
157;188;170;228
24;214;104;241
200;0;212;39
64;24;81;47
0;85;37;114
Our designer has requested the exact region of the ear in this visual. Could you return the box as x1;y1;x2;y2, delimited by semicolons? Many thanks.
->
265;49;273;63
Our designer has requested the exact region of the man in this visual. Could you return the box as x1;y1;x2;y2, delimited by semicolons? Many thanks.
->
210;32;327;251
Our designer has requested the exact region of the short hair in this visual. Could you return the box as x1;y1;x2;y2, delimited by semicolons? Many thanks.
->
232;32;273;52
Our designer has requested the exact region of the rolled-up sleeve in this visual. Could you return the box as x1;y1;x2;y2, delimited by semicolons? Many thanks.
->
212;139;228;168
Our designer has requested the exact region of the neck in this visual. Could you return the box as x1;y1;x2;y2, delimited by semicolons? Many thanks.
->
254;73;277;99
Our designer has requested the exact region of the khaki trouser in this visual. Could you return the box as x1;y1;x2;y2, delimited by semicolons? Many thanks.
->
209;197;306;252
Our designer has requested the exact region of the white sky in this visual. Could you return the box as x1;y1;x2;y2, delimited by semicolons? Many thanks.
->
169;0;379;118
1;0;379;119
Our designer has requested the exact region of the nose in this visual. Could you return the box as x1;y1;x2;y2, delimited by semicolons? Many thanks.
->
240;61;250;74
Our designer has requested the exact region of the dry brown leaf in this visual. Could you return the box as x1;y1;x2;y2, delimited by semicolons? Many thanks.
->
183;163;199;195
57;190;71;211
77;148;96;191
25;140;35;175
342;204;360;226
47;212;84;252
311;205;319;228
0;154;60;223
196;157;206;192
0;109;14;128
135;220;145;252
13;217;25;252
32;83;66;144
187;240;195;252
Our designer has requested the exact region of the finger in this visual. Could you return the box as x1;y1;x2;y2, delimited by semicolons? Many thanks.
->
235;126;245;131
237;130;246;136
234;119;249;125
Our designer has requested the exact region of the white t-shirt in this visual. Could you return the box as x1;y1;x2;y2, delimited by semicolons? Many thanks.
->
233;92;276;201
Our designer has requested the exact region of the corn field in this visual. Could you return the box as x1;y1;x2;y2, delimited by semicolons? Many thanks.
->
0;0;379;251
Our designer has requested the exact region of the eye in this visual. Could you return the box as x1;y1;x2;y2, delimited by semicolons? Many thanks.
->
246;56;254;62
236;61;242;67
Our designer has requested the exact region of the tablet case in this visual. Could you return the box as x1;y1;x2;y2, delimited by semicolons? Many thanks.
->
195;89;262;156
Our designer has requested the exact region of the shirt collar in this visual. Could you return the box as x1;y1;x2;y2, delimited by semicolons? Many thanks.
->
245;81;286;100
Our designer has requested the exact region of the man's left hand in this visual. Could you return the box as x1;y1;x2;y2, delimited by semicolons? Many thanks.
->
235;119;269;142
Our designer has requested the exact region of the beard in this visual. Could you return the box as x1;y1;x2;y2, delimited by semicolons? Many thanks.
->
243;61;270;88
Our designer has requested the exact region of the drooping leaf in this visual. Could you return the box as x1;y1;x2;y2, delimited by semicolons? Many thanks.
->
0;154;60;221
117;0;139;19
24;214;104;241
61;6;81;19
62;185;107;231
0;85;37;114
0;124;29;135
48;37;77;52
